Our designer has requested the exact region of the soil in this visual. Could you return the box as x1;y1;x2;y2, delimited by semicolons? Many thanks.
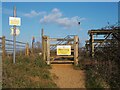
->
50;64;86;88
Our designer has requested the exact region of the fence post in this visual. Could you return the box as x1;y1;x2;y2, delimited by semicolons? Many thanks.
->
74;35;78;66
32;42;34;54
43;36;46;61
25;43;29;56
41;28;44;59
90;33;94;58
2;36;6;60
46;36;50;65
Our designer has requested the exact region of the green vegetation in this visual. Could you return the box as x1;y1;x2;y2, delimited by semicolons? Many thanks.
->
2;55;57;88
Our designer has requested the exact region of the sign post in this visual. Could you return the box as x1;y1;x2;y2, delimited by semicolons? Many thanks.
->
13;6;16;64
9;6;21;64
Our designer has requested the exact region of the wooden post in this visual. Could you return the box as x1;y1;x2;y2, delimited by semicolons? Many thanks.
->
41;28;44;60
85;43;89;57
90;33;94;58
2;36;6;60
25;43;29;56
43;36;46;61
74;36;79;66
32;42;34;54
46;36;50;65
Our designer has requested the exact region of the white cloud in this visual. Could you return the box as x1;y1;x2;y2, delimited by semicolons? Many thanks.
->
40;9;62;23
24;10;46;18
40;8;86;28
52;8;60;13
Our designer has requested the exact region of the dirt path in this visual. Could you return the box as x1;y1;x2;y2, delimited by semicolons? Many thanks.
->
50;64;86;88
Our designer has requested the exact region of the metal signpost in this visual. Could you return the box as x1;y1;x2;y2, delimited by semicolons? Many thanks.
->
13;7;16;64
9;6;21;64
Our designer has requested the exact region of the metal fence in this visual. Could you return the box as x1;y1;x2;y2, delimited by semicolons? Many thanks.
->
0;36;29;59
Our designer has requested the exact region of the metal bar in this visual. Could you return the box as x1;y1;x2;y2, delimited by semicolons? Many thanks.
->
16;44;25;47
50;44;74;46
50;38;74;41
16;41;26;44
6;49;13;51
5;39;13;42
5;43;25;47
5;46;25;49
5;39;26;44
5;43;13;46
5;47;13;49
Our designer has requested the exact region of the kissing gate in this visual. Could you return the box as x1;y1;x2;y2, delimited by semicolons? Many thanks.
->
41;29;79;65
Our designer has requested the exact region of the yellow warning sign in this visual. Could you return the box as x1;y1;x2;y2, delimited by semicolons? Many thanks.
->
9;17;21;26
57;45;71;55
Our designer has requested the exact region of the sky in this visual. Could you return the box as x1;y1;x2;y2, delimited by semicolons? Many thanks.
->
118;2;120;26
1;2;118;46
1;0;120;2
0;2;1;36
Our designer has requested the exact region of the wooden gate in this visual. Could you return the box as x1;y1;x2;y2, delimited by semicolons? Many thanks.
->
41;29;79;65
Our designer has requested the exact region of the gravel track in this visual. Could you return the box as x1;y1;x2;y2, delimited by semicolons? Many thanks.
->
50;64;86;88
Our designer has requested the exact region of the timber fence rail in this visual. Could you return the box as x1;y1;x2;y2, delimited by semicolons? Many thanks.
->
42;32;79;65
84;26;120;88
0;36;30;59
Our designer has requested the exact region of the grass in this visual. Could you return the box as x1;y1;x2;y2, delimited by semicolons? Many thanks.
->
2;55;57;88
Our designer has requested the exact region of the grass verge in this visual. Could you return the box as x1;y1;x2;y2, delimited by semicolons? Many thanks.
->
2;55;57;88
